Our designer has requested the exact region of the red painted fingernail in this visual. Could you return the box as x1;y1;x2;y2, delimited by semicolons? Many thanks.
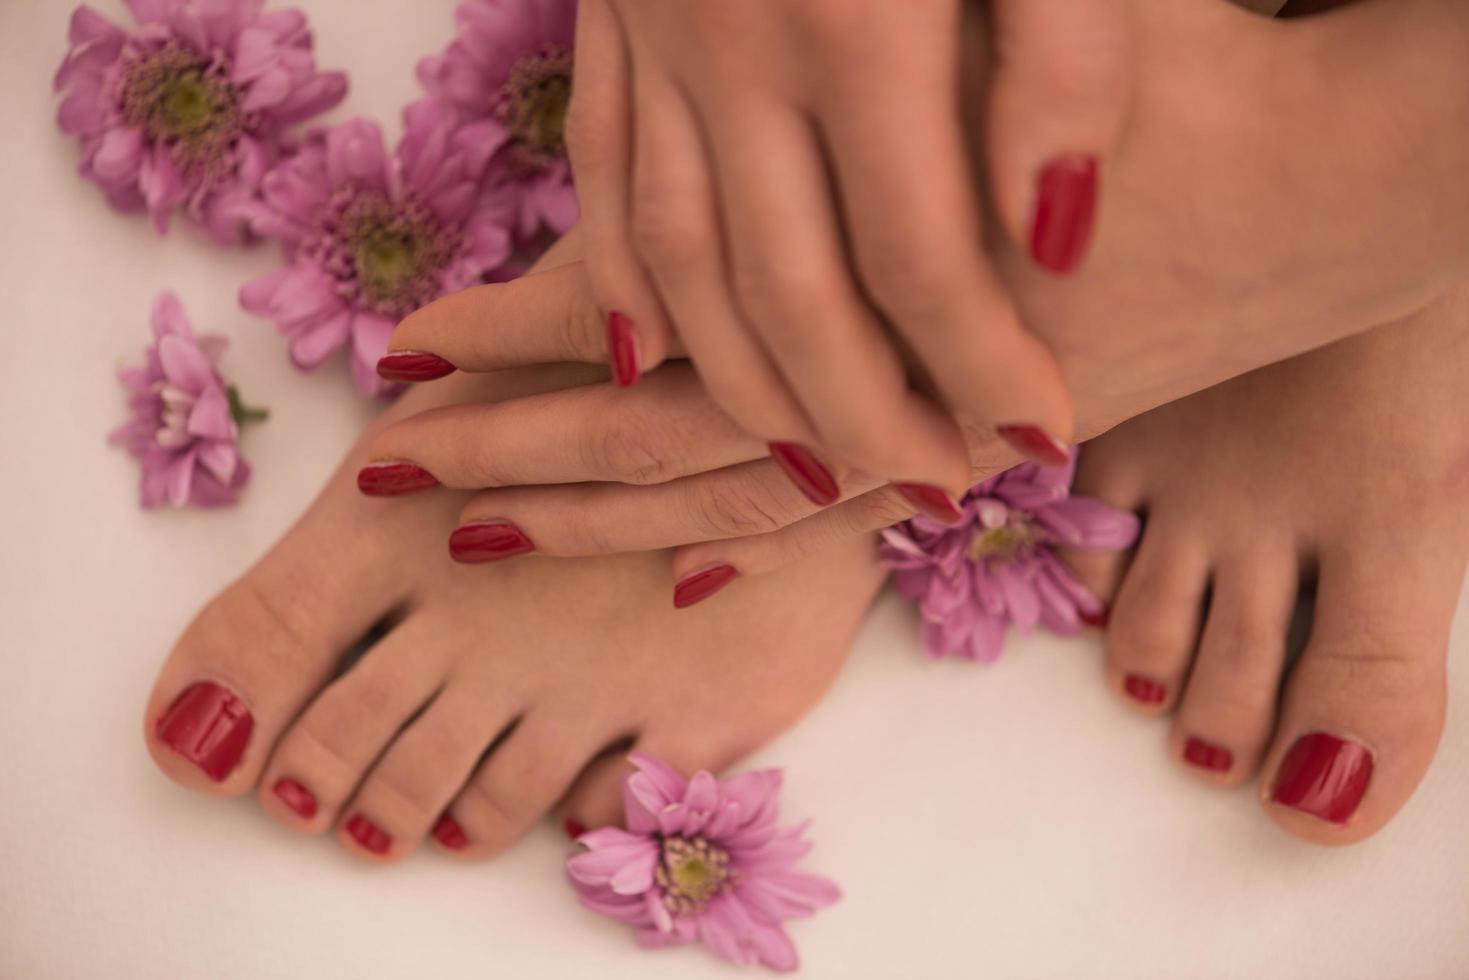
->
272;778;318;819
564;818;587;840
769;442;839;507
1271;732;1374;825
607;311;641;387
345;814;393;855
673;564;740;609
376;351;456;382
432;814;469;851
997;424;1071;467
1079;606;1110;629
1124;674;1166;705
1031;154;1098;274
356;462;439;497
894;483;964;525
1183;737;1234;774
448;521;536;563
155;682;253;782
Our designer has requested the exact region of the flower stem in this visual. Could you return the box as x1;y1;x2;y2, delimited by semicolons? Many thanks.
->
227;385;269;427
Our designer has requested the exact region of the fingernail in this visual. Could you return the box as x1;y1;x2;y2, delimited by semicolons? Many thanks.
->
345;814;393;855
894;483;964;525
673;564;740;609
449;521;536;563
564;817;587;840
272;778;318;819
997;424;1071;467
432;814;469;851
356;461;439;497
1031;154;1098;274
1183;737;1234;774
376;351;457;382
769;442;839;507
155;682;253;782
1124;674;1166;705
1079;606;1110;629
1271;732;1374;825
607;311;641;387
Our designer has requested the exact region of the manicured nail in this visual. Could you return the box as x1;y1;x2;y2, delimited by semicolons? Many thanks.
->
272;778;318;819
768;442;839;507
1183;737;1234;774
673;564;740;609
345;814;393;855
376;351;456;382
1079;606;1110;629
997;424;1071;467
356;461;439;497
607;311;641;387
1030;154;1098;274
432;814;468;851
894;483;964;526
1123;674;1166;705
564;818;587;840
448;521;536;563
1271;732;1374;825
155;681;253;782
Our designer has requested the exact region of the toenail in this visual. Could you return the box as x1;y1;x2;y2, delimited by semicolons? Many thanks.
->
155;682;253;782
272;778;318;819
376;351;456;382
1183;737;1233;774
449;521;536;563
564;817;587;841
344;814;393;855
1079;606;1110;629
1270;732;1374;825
1123;674;1166;705
673;564;740;609
356;462;440;497
432;814;468;851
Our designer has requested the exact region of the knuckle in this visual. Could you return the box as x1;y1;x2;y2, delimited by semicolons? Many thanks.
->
629;194;703;268
840;488;914;536
685;471;799;539
583;405;675;485
854;241;959;316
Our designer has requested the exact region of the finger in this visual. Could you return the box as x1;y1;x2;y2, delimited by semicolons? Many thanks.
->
987;0;1132;272
815;20;1077;467
564;0;676;383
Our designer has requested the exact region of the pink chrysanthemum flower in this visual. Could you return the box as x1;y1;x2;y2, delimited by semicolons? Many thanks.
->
567;753;839;973
110;292;262;509
54;1;346;243
880;452;1140;662
239;101;513;397
417;0;578;240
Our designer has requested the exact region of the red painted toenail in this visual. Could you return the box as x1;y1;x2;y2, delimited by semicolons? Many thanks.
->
1183;737;1233;774
996;424;1072;467
673;564;740;610
768;443;840;507
1079;606;1110;629
1271;732;1374;825
432;814;469;851
272;778;318;819
894;483;965;526
356;462;439;497
376;351;456;382
564;818;587;841
1030;154;1099;274
607;311;641;388
1123;674;1166;705
345;814;393;855
155;682;253;782
448;521;536;563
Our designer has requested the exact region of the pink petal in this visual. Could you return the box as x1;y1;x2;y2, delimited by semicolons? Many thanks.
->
158;334;215;392
91;127;145;184
187;387;236;441
289;309;351;369
196;440;239;484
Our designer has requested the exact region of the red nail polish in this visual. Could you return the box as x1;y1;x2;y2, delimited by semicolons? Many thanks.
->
1183;737;1234;774
564;818;587;840
345;814;393;855
1079;606;1110;629
155;682;253;782
673;564;740;609
997;424;1071;467
1271;732;1374;824
433;814;469;851
1124;674;1166;705
1031;154;1098;274
768;442;840;507
356;462;439;497
607;311;641;387
272;778;318;819
376;351;456;382
448;521;536;563
894;483;964;525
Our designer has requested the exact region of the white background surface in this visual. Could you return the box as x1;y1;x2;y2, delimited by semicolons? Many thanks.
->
2;2;1467;977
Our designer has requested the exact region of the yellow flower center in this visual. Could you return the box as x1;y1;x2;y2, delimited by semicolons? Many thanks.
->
655;837;734;916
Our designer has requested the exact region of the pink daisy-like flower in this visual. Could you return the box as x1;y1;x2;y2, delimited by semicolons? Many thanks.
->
110;292;261;509
567;753;839;973
417;0;578;240
54;0;347;243
880;452;1140;662
239;100;513;397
